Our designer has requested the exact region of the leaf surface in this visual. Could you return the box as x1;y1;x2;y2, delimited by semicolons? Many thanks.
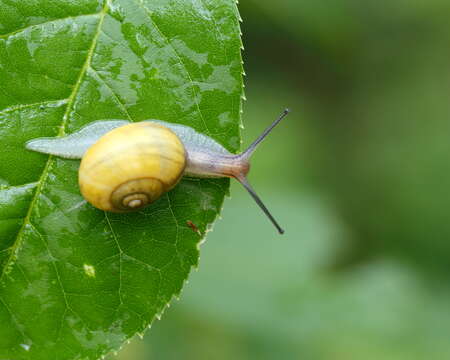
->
0;0;243;359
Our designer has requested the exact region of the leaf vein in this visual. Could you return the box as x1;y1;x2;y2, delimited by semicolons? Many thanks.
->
0;295;32;345
135;0;211;135
29;222;71;343
0;13;101;40
0;100;68;116
88;66;133;121
105;212;124;306
0;1;110;282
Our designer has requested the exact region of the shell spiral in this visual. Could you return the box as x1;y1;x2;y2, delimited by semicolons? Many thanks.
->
78;122;186;212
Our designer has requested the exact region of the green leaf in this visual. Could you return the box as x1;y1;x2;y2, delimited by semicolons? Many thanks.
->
0;0;243;359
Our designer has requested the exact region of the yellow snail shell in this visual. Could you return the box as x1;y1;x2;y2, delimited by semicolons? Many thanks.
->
78;122;186;212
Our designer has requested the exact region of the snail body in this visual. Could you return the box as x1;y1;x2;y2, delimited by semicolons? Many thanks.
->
26;111;289;234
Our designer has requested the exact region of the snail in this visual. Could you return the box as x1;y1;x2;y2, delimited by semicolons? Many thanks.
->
26;110;289;234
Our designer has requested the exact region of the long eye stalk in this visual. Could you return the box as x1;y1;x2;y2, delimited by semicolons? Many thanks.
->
238;109;290;235
236;175;285;234
242;108;290;159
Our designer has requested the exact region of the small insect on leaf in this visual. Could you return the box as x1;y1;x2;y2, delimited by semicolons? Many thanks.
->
187;220;202;236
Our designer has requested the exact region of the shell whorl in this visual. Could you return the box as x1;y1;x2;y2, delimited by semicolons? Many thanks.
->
78;122;186;212
110;178;164;211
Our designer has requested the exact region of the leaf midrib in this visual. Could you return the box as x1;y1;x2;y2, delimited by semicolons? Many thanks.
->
0;13;101;39
0;1;110;282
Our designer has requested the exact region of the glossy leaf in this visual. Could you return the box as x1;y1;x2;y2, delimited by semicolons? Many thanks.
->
0;0;243;359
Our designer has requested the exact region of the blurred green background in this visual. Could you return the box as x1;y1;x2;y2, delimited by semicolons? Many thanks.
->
109;1;450;359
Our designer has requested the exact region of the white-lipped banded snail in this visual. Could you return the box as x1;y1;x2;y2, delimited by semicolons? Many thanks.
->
26;110;290;234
